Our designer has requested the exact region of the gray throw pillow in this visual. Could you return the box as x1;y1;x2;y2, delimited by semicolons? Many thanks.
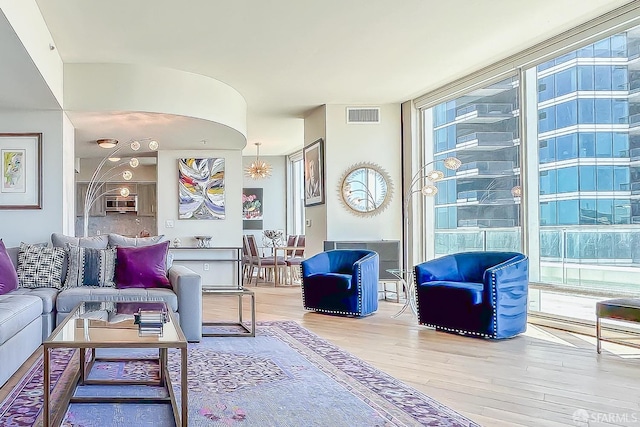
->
17;243;65;289
51;233;109;249
108;233;167;248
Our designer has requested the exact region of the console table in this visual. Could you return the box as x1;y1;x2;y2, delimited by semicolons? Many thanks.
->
169;246;243;290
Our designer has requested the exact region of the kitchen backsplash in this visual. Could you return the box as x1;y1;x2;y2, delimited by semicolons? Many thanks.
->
74;214;157;237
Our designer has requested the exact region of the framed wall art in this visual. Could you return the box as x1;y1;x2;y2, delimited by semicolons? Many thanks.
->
0;133;42;209
178;157;225;219
303;138;325;207
242;188;264;230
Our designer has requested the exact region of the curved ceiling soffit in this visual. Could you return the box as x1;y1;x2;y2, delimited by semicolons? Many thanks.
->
63;63;247;149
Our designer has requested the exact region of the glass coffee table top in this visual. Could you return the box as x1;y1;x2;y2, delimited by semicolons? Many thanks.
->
47;301;186;347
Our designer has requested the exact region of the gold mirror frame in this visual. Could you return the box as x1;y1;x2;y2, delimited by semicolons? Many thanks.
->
337;162;393;217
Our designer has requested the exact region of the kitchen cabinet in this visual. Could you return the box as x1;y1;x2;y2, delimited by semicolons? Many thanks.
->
137;183;157;217
76;183;107;217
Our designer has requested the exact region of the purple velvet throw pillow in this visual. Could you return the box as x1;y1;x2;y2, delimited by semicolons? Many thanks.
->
115;241;171;289
0;239;19;295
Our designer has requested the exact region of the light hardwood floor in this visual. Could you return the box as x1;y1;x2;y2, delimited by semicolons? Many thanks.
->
2;286;639;427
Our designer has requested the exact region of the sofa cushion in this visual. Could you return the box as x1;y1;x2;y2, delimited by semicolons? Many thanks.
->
64;245;116;288
51;233;108;249
56;287;178;313
108;233;167;248
17;243;65;289
0;240;18;295
9;287;57;314
115;241;171;289
0;294;42;346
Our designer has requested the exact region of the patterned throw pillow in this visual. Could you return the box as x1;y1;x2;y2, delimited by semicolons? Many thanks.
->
17;243;65;289
64;245;116;288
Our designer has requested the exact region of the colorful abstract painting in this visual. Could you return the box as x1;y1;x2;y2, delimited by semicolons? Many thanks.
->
1;149;25;193
178;158;225;220
242;188;263;230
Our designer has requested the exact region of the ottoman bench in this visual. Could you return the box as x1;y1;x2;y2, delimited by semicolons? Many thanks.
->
596;298;640;354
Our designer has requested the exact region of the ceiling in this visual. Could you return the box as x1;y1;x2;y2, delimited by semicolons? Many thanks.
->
6;1;635;157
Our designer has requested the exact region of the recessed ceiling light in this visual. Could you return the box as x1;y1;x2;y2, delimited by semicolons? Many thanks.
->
97;138;118;149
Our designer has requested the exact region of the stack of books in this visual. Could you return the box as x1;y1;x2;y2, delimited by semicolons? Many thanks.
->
134;310;167;336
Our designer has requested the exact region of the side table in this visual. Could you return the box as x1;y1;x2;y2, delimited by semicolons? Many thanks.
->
386;269;417;318
202;289;256;337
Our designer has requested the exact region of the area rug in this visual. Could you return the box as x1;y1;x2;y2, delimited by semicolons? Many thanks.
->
0;321;479;426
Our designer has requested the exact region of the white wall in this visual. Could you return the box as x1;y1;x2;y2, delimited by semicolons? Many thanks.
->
157;149;243;286
242;155;286;246
325;104;402;242
0;110;65;246
157;149;242;245
62;113;75;235
303;106;327;257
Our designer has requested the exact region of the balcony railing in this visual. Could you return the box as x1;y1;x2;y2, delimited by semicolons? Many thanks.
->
457;161;515;175
457;189;519;204
455;103;513;118
456;131;514;146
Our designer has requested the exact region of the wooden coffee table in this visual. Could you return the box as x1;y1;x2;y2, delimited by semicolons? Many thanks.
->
43;301;188;426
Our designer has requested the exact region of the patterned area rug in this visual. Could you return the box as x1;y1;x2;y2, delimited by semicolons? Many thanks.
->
0;321;479;426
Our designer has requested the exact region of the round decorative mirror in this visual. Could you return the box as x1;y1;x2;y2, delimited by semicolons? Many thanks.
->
338;162;393;217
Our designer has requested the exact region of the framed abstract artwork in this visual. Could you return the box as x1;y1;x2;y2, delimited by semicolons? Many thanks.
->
0;133;42;209
242;188;263;230
303;138;325;207
178;157;225;220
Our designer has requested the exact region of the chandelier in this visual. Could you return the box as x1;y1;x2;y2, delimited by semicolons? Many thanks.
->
245;142;272;179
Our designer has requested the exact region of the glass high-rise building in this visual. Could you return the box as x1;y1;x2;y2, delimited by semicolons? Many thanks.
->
424;29;640;296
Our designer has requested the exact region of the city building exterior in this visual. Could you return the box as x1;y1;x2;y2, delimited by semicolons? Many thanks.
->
424;30;640;298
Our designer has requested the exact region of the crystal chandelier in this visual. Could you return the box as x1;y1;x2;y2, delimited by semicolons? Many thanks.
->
245;142;272;179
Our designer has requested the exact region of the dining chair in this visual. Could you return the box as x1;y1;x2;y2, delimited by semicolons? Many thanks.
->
246;234;286;286
241;235;252;285
285;235;305;285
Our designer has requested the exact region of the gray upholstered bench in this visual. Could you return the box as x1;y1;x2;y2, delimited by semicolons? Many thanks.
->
596;298;640;354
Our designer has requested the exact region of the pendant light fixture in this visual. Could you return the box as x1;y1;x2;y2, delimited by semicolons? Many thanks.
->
245;142;272;179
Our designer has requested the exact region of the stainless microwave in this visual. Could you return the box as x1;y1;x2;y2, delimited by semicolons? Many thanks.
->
105;195;138;213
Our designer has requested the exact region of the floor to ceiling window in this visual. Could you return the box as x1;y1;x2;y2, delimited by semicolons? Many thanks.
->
535;33;640;299
287;151;305;236
423;75;522;257
417;16;640;323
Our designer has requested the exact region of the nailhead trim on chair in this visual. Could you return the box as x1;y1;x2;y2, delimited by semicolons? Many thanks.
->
419;322;493;338
303;306;362;316
490;271;498;338
356;266;363;314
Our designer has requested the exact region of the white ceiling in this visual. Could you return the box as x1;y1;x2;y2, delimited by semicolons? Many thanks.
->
13;1;637;156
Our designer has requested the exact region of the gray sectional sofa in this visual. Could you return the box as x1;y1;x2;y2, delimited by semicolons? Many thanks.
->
0;233;202;387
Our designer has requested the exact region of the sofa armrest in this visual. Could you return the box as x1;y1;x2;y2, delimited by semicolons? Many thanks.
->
168;265;202;342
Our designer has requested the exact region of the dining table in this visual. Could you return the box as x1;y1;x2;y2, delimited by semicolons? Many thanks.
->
272;246;299;285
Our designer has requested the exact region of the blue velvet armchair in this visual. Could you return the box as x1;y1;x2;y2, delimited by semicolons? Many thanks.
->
301;249;379;316
414;251;529;339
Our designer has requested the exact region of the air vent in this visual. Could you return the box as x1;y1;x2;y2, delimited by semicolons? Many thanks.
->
346;107;380;124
